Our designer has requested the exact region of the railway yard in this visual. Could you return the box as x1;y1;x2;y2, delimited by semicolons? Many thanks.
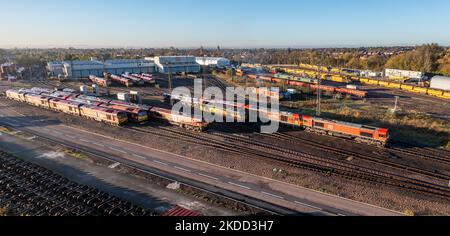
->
0;70;449;216
0;150;155;216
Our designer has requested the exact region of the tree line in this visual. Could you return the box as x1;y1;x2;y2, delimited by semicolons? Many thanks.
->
1;44;449;75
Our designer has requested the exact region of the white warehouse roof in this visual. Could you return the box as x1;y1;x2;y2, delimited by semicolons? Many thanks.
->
196;57;230;67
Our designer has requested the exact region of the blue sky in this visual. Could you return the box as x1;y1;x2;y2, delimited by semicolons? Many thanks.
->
1;0;449;48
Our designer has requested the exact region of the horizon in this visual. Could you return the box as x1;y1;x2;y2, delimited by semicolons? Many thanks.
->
3;43;450;50
1;0;450;49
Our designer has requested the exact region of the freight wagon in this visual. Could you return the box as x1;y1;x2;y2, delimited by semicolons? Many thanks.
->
131;74;155;84
254;88;281;99
106;73;133;87
292;76;318;84
6;89;128;126
5;89;27;102
149;107;208;131
122;73;145;86
247;74;368;98
271;64;450;99
335;88;368;98
48;98;82;116
245;105;388;146
24;93;52;108
161;205;202;216
89;75;111;87
329;75;348;83
75;95;112;104
200;100;247;122
99;103;148;123
79;105;128;126
302;116;388;146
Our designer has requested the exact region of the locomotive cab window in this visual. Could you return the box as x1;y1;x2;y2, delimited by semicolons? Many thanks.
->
361;126;376;130
314;122;324;128
280;115;288;122
360;131;373;138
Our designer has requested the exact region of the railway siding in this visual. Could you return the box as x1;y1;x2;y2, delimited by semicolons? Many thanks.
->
0;150;155;216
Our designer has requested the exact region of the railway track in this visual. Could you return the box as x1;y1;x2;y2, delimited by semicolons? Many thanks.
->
208;76;228;92
127;125;450;200
388;141;450;164
2;92;449;202
0;151;154;216
260;132;450;181
32;79;55;88
0;123;282;216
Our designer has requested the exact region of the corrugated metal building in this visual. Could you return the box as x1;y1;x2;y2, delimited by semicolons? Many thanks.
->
62;60;105;78
195;57;230;68
153;56;201;74
430;76;450;91
104;59;155;75
53;58;155;79
46;61;65;77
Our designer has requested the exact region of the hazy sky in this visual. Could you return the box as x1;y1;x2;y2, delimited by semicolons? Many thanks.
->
1;0;450;48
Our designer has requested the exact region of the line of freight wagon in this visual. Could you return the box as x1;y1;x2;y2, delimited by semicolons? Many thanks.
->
6;87;390;147
268;65;450;99
247;74;368;98
166;93;389;146
89;73;156;88
5;88;208;131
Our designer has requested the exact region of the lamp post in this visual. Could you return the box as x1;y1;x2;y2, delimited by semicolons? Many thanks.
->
168;62;173;106
316;65;322;117
203;55;207;89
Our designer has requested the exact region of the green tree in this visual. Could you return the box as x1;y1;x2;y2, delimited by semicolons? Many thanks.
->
385;44;444;72
16;55;44;67
437;49;450;75
0;49;6;63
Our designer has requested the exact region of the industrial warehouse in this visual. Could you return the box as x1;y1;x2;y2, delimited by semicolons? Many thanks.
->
46;56;230;79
